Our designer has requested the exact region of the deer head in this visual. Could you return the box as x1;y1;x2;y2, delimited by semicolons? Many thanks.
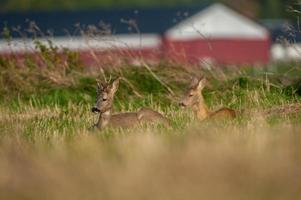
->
91;78;120;114
179;77;206;108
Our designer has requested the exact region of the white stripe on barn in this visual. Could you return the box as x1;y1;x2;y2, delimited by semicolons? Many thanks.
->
0;34;161;53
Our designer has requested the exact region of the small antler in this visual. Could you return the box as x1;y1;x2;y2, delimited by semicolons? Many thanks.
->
97;81;101;88
104;75;112;84
108;75;112;84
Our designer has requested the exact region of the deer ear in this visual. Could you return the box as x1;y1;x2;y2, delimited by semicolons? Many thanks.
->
96;81;104;96
190;77;206;90
97;81;103;90
110;77;120;94
190;77;200;88
196;77;206;91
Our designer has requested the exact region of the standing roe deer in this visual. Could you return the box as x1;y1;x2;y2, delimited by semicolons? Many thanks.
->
179;77;236;121
91;77;170;129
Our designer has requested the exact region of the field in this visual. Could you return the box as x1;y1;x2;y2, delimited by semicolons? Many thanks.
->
1;46;301;199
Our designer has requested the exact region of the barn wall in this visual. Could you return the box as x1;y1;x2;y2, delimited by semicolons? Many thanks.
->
0;47;162;67
0;35;272;66
162;37;271;65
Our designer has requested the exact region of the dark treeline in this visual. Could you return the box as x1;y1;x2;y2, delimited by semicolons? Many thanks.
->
0;0;300;19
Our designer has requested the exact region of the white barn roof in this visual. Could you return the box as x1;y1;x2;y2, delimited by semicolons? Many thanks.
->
165;3;269;40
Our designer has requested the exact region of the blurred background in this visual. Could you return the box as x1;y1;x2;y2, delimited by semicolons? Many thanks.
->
0;0;301;66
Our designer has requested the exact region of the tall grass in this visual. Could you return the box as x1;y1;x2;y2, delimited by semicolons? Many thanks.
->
1;121;301;200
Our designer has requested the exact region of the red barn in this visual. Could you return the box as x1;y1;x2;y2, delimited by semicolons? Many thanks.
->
163;3;271;65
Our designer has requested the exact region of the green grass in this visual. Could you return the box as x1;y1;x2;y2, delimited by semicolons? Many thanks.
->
1;60;301;142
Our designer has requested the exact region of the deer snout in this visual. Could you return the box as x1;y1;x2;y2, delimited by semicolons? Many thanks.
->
179;102;187;108
91;107;101;113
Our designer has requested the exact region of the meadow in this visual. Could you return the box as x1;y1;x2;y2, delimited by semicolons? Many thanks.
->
1;43;301;199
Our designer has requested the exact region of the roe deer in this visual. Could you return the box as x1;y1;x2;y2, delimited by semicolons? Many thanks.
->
91;77;170;129
179;77;236;121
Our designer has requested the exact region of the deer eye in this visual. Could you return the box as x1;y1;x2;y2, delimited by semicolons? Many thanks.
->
103;98;107;101
189;93;194;97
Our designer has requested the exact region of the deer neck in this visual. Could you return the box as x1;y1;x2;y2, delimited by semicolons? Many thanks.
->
193;94;210;120
96;110;111;129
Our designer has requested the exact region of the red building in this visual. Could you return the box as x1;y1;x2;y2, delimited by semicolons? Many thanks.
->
163;3;271;65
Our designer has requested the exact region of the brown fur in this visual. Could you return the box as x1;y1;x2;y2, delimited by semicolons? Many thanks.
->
179;77;236;121
92;78;170;129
